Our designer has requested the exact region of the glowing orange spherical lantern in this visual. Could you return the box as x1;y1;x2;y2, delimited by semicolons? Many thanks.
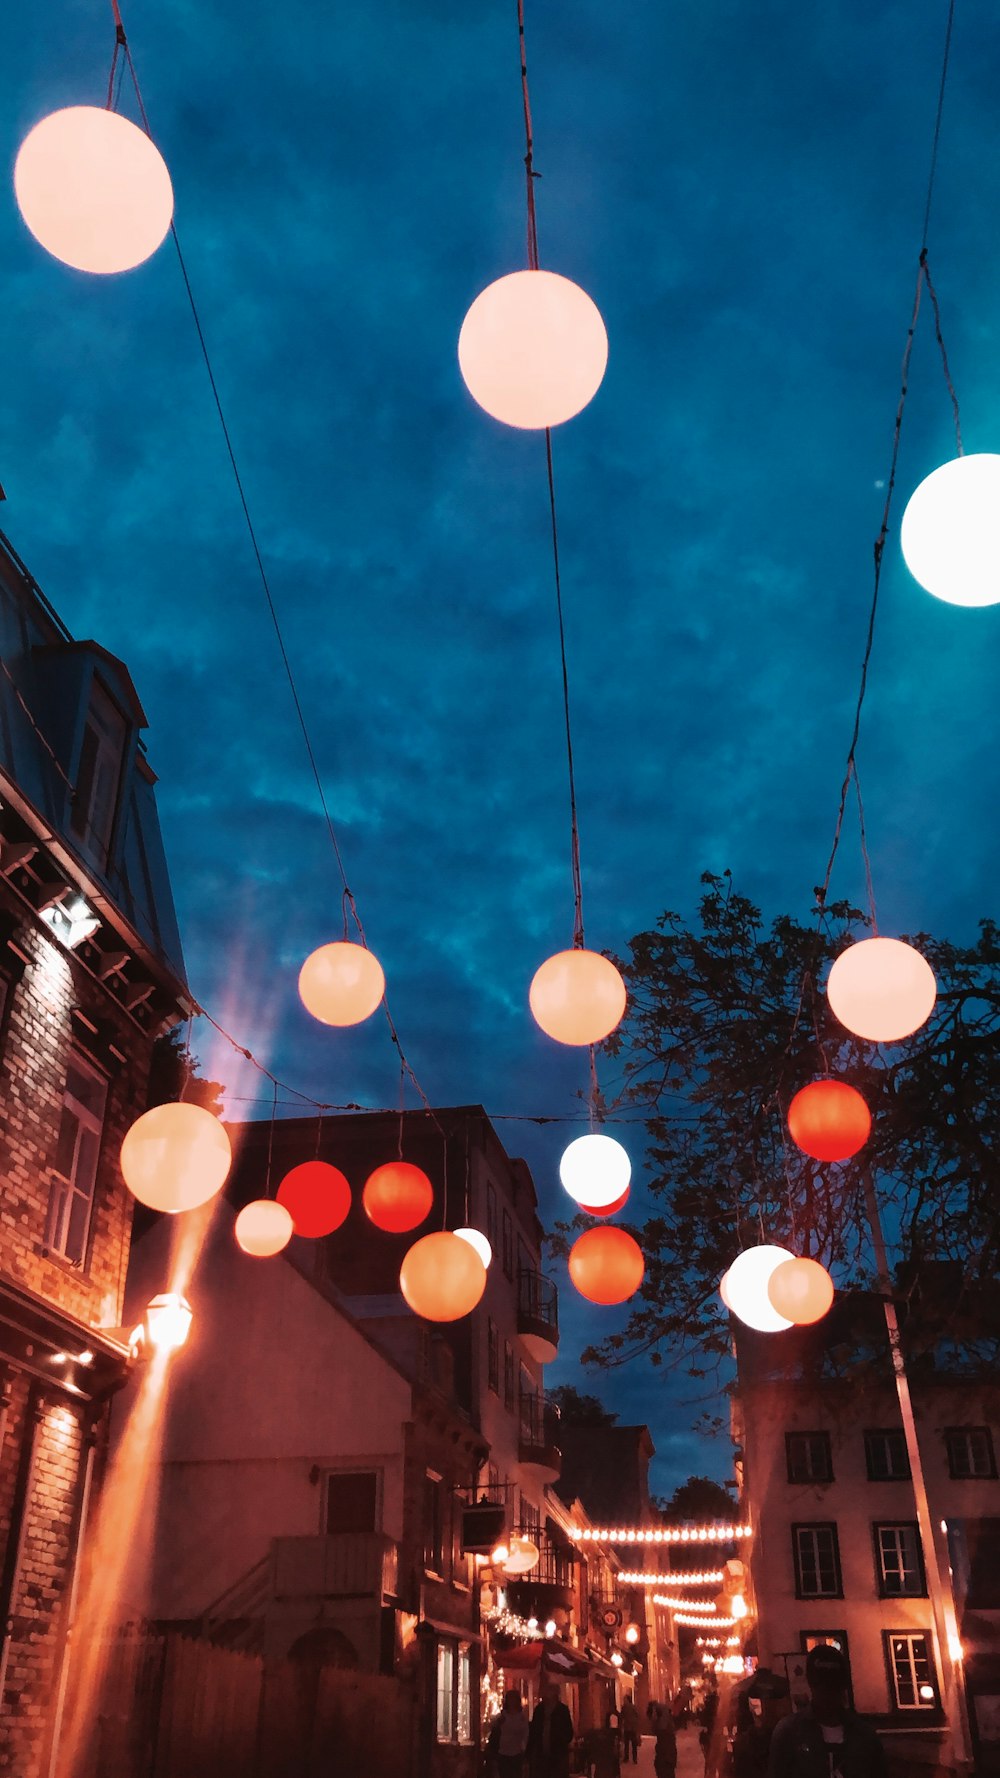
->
235;1198;293;1257
787;1080;871;1163
120;1103;232;1214
399;1230;487;1322
298;941;385;1027
14;106;173;274
276;1161;352;1237
568;1226;644;1306
458;270;608;429
767;1257;835;1326
363;1162;434;1233
827;937;936;1043
588;1185;631;1218
530;949;626;1046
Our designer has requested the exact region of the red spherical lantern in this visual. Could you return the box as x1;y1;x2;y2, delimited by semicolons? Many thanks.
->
568;1226;644;1306
277;1161;352;1237
399;1231;487;1322
588;1186;631;1218
363;1162;434;1234
767;1257;834;1326
787;1080;871;1163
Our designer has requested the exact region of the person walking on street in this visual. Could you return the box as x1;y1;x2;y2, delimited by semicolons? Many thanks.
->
487;1689;531;1778
768;1646;887;1778
619;1697;641;1765
654;1713;678;1778
591;1714;621;1778
528;1681;574;1778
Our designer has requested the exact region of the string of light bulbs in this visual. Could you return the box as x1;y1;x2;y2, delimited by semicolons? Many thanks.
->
617;1570;723;1588
667;1609;741;1629
569;1524;752;1545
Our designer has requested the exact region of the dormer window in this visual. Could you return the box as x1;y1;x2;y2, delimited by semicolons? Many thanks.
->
71;679;126;868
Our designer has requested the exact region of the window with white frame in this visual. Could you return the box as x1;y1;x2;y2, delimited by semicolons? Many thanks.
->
875;1523;925;1597
457;1644;473;1744
46;1049;107;1267
885;1631;938;1710
786;1431;833;1483
944;1427;996;1479
436;1640;455;1741
865;1429;910;1481
70;678;127;869
792;1523;842;1598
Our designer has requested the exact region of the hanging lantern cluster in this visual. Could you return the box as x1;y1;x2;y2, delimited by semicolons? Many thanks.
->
720;1246;835;1333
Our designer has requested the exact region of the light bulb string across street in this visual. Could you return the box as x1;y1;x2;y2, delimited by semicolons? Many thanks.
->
569;1523;752;1545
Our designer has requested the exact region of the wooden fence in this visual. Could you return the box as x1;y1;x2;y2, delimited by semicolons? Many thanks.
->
68;1626;413;1778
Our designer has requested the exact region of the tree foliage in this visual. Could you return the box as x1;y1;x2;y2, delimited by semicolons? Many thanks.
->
585;873;1000;1375
655;1475;736;1523
147;1025;226;1117
548;1385;618;1426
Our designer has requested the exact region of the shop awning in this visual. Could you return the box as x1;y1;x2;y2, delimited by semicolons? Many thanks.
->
493;1641;618;1682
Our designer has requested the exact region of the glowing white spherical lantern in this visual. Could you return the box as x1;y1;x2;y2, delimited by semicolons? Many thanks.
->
14;106;173;275
454;1227;493;1268
120;1103;232;1214
530;949;626;1046
235;1198;293;1257
459;270;608;429
299;940;385;1026
827;937;936;1043
724;1246;795;1333
719;1270;734;1311
504;1536;540;1575
559;1133;631;1211
900;454;1000;607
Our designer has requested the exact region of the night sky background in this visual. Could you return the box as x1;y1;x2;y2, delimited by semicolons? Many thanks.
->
2;0;1000;1493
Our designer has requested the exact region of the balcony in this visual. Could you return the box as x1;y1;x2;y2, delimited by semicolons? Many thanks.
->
519;1395;562;1483
518;1268;559;1364
271;1533;399;1603
506;1530;576;1616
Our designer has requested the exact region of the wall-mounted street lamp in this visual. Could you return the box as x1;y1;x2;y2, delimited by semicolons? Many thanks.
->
125;1293;193;1356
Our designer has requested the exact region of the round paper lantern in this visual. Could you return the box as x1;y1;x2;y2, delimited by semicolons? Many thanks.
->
588;1184;631;1218
454;1227;493;1268
827;937;936;1043
120;1103;232;1214
787;1080;871;1163
235;1198;293;1258
559;1133;631;1211
458;269;608;429
399;1230;487;1322
568;1226;644;1306
298;941;385;1026
767;1256;835;1326
726;1246;795;1333
530;950;626;1047
900;454;1000;607
276;1161;351;1237
504;1536;540;1575
363;1162;434;1233
719;1269;734;1311
14;106;173;275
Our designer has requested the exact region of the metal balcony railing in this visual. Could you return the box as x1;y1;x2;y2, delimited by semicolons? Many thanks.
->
518;1395;562;1478
517;1269;559;1360
271;1533;398;1602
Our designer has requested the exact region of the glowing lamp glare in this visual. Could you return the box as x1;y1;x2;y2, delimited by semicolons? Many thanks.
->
568;1226;644;1306
900;454;1000;607
459;270;608;429
298;941;385;1026
14;106;173;274
767;1257;835;1326
504;1536;540;1575
120;1103;232;1214
235;1199;293;1258
276;1161;352;1237
827;938;936;1043
399;1231;487;1322
454;1227;493;1268
559;1133;631;1210
724;1246;795;1333
530;949;626;1046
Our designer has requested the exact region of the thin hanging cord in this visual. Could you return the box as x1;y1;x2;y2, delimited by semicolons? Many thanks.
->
516;0;586;950
920;0;956;253
264;1078;278;1194
852;762;878;933
922;257;964;456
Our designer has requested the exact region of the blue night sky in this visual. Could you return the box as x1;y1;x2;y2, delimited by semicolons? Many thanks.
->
2;0;1000;1493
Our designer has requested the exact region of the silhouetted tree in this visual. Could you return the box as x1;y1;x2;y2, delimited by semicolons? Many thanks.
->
548;1385;618;1425
582;872;1000;1377
146;1025;225;1117
655;1475;736;1522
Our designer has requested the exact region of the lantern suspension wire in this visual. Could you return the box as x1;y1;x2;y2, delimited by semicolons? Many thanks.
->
516;0;585;955
107;3;446;1137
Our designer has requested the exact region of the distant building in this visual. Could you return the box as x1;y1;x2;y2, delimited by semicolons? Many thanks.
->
0;527;188;1776
732;1281;1000;1773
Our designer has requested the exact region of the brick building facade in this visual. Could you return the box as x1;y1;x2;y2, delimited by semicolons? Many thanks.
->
0;526;187;1776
